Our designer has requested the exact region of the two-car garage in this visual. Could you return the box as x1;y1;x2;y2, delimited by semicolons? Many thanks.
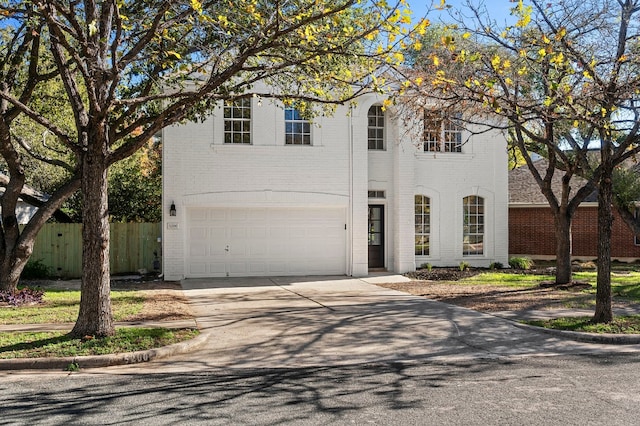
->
186;207;347;277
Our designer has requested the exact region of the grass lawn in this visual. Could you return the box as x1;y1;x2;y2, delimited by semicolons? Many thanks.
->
459;270;640;302
0;328;199;359
459;272;556;287
0;289;145;324
0;286;198;361
526;316;640;334
459;269;640;333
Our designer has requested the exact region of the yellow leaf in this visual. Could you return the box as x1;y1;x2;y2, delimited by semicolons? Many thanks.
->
167;51;182;59
432;56;440;66
462;32;471;39
88;20;98;36
417;19;430;36
556;27;567;39
190;0;202;12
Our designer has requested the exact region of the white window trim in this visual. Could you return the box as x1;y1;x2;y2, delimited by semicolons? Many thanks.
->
223;98;252;145
367;105;386;151
284;107;312;146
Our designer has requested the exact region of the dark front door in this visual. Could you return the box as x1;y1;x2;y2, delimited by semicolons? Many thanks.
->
368;205;384;269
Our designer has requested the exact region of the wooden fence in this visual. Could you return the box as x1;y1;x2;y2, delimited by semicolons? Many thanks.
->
27;223;162;278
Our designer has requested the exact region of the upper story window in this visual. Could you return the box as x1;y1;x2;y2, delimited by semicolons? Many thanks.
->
424;110;462;153
463;195;484;256
368;105;385;150
224;98;251;144
285;107;311;145
415;195;430;256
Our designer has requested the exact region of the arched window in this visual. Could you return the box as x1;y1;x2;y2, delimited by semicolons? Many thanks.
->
463;196;484;255
368;105;385;150
415;195;430;256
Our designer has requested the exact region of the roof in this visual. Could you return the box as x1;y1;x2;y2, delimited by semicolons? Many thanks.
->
509;159;596;204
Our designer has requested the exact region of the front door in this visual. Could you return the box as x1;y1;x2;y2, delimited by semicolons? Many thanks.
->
368;205;384;269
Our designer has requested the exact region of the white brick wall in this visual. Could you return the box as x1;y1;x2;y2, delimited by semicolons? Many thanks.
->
163;92;509;279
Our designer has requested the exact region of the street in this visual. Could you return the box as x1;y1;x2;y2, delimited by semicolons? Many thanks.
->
2;354;640;425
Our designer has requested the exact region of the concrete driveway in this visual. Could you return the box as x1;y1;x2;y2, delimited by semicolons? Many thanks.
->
154;275;640;371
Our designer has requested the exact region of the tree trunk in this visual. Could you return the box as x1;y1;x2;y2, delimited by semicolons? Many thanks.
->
71;146;114;337
0;246;31;293
593;174;614;323
553;210;573;284
0;117;27;293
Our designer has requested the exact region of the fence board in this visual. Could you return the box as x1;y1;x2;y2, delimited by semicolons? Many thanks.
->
26;223;161;278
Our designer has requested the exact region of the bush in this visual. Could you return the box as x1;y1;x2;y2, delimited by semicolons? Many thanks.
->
419;262;433;271
459;261;470;271
0;287;44;306
509;257;534;270
490;262;504;270
21;259;53;279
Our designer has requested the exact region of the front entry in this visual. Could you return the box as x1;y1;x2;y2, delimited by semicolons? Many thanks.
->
368;205;384;269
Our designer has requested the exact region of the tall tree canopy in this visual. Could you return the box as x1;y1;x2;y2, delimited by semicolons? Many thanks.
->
0;0;421;336
402;0;640;322
0;17;80;294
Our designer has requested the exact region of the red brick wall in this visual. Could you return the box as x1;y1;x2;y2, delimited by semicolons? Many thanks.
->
509;206;640;259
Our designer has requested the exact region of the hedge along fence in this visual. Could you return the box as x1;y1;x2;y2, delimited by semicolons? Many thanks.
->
24;223;161;278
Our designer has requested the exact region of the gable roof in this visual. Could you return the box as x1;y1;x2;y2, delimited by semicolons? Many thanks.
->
509;159;596;204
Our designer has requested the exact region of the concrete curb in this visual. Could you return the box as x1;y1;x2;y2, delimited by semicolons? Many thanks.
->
510;320;640;345
0;331;210;371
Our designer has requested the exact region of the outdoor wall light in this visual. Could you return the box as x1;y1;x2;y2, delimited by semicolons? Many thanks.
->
169;202;177;217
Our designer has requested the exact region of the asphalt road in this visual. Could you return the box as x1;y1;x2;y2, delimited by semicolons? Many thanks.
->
2;354;640;425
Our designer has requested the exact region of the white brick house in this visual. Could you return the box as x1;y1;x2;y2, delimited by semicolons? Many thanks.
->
162;92;509;280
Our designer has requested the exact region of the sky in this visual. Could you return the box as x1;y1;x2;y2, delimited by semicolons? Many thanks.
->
409;0;517;25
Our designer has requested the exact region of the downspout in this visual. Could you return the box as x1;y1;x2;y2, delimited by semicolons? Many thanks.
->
349;106;354;276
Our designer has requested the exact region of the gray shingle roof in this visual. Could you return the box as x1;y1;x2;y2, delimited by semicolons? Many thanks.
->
508;159;596;204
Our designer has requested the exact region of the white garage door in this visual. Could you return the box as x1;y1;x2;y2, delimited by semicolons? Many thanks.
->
186;207;346;277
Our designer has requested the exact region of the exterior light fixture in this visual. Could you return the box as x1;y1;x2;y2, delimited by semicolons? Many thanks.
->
169;202;177;217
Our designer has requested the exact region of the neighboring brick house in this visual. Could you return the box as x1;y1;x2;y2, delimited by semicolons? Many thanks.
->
161;90;509;280
509;161;640;261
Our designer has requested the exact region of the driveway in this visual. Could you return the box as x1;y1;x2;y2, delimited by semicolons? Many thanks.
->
152;275;640;371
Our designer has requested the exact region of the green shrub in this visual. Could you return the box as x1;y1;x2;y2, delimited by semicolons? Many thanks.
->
509;257;534;270
459;261;470;271
490;262;504;270
21;259;53;279
419;262;433;271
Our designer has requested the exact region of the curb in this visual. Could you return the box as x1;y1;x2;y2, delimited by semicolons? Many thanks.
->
510;321;640;345
0;331;210;371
